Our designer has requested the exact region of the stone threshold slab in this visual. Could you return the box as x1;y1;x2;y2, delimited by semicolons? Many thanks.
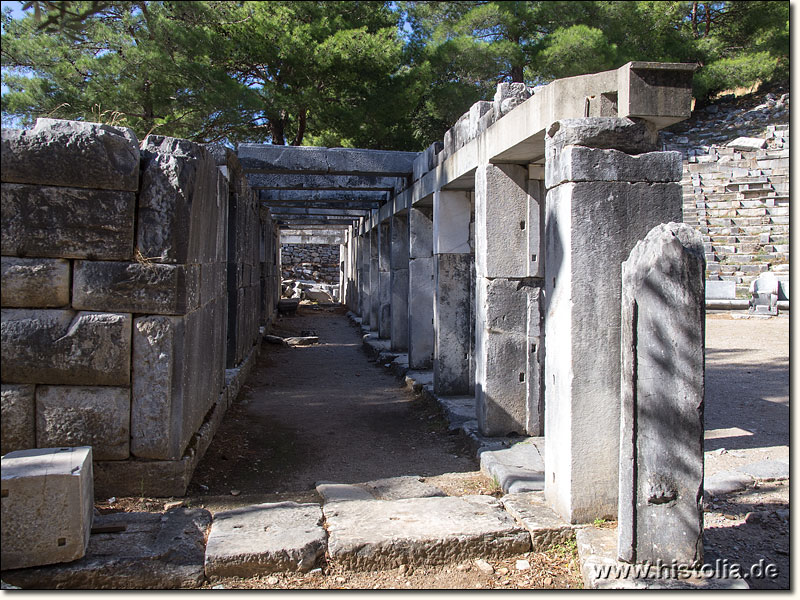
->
479;439;545;494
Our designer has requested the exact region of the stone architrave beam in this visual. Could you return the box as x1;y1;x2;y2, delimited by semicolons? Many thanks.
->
237;145;417;176
246;173;404;191
270;208;369;218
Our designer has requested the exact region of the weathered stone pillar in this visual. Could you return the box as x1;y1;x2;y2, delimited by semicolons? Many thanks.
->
618;222;705;565
390;213;409;351
408;206;434;369
433;190;472;396
543;117;683;524
358;233;370;324
378;221;392;339
369;225;379;330
474;163;544;436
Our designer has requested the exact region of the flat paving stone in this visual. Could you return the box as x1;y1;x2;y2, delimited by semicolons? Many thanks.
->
576;526;749;589
404;370;433;393
479;440;545;493
500;491;574;550
204;502;326;578
361;475;445;500
437;395;476;430
323;495;530;570
704;471;754;496
1;508;210;589
316;482;374;503
737;460;789;481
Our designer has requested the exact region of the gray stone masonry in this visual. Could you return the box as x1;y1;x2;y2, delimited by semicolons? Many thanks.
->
390;214;409;351
434;253;472;396
408;207;434;369
1;447;94;570
0;384;35;456
378;222;392;339
543;117;682;524
369;227;379;330
618;223;705;566
1;257;70;308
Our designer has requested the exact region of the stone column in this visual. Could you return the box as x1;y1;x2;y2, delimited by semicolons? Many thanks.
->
358;233;370;324
433;190;472;396
408;207;434;369
369;225;379;330
378;221;392;339
474;163;544;436
390;213;409;351
618;222;705;565
543;117;683;524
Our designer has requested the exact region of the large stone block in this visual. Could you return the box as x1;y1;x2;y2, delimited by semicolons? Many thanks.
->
1;183;136;260
546;147;682;188
1;118;139;191
390;268;409;352
409;207;433;259
1;384;35;454
545;118;658;157
433;190;471;255
475;163;529;278
618;223;705;565
36;386;130;460
1;257;70;308
1;447;93;570
408;256;434;369
526;285;544;436
1;309;132;386
378;270;391;340
434;253;472;396
527;180;545;278
137;136;219;264
72;260;200;315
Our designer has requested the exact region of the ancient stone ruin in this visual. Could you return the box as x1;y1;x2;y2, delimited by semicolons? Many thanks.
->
2;61;767;585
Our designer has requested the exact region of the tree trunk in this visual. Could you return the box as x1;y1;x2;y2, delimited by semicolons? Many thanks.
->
510;64;524;83
291;108;307;146
691;2;699;38
270;114;285;145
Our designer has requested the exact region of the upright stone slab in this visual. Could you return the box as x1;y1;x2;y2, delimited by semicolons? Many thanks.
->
358;233;371;326
618;223;705;565
390;214;410;351
378;222;392;339
1;447;93;570
369;227;379;330
543;118;682;524
408;207;434;369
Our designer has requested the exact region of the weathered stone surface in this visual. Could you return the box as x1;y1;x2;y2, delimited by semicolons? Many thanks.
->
1;508;211;589
36;386;131;461
412;142;443;182
433;190;471;254
1;257;70;308
323;495;530;570
480;441;545;494
138;135;219;264
546;117;658;156
0;384;35;454
94;455;195;499
494;82;532;120
527;179;545;278
525;285;544;436
501;491;574;550
205;503;326;578
726;137;766;151
1;183;136;260
316;482;374;503
1;309;132;386
361;476;445;500
409;207;433;259
1;447;93;570
1;118;139;191
407;255;434;370
236;145;416;176
434;253;472;396
475;163;529;278
737;460;789;481
703;471;753;497
72;260;200;315
618;223;705;565
546;147;682;188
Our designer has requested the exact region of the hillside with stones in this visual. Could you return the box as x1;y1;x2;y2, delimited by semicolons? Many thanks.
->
661;83;789;298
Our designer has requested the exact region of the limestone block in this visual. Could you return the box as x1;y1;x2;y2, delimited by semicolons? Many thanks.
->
469;100;493;138
526;285;544;436
412;142;443;182
36;386;131;460
546;118;658;158
433;190;471;255
0;447;93;570
494;82;532;120
546;147;683;188
408;256;435;370
1;118;139;191
1;384;36;454
390;268;409;352
378;270;391;340
409;207;433;259
1;257;70;308
137;135;219;264
1;183;135;260
72;261;200;315
726;137;766;151
527;180;544;278
618;222;705;565
475;163;529;278
1;309;132;386
205;503;326;577
434;253;472;396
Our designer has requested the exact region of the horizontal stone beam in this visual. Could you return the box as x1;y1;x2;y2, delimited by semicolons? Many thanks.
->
269;207;370;218
274;217;359;227
263;200;381;211
281;231;345;245
237;145;417;176
259;189;388;202
247;173;404;191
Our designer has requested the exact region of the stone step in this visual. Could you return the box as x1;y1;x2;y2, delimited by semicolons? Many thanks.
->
479;440;545;493
317;476;445;502
500;491;574;550
322;495;530;570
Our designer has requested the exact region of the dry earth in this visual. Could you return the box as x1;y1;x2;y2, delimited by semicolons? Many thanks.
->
97;307;789;590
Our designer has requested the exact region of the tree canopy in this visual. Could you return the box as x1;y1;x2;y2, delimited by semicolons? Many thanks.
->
2;1;789;149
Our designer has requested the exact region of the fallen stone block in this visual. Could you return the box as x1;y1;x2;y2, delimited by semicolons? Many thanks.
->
703;471;753;497
36;386;130;461
284;336;319;346
1;447;93;570
480;441;545;493
1;257;70;308
1;309;132;386
727;137;766;151
323;495;530;570
1;184;136;260
1;508;210;589
0;384;35;454
204;502;326;577
1;118;139;191
501;491;574;550
736;460;789;481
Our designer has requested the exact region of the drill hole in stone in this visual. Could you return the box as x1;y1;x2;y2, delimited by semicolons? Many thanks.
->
57;538;66;547
1;489;8;498
520;221;526;230
531;254;537;262
519;372;525;382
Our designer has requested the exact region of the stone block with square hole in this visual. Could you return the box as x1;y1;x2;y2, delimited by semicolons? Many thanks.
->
1;447;94;570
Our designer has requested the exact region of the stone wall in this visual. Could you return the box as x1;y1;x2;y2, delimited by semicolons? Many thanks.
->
281;243;340;285
662;89;790;297
1;119;280;496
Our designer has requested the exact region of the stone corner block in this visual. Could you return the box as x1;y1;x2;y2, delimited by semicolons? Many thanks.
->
1;447;94;570
1;118;139;191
